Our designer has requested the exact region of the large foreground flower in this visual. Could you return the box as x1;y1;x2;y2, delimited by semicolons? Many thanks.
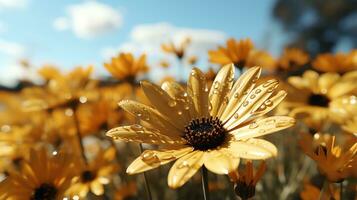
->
107;64;295;188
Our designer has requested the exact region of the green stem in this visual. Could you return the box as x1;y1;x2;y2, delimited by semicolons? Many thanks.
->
201;166;210;200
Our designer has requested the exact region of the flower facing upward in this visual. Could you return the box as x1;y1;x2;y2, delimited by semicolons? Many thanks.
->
287;70;357;123
0;147;76;200
299;134;357;182
67;147;119;198
228;160;266;199
107;64;295;188
208;38;254;69
312;50;357;74
104;53;149;82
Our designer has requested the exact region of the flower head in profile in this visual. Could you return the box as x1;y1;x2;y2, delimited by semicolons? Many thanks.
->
161;37;191;60
312;50;357;74
0;147;76;199
208;38;254;69
228;160;266;199
277;48;309;71
287;70;357;123
104;52;149;82
299;134;357;182
107;64;295;188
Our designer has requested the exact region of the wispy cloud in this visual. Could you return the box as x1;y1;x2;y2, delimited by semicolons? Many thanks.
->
101;22;226;59
0;39;26;57
0;0;28;9
53;1;123;39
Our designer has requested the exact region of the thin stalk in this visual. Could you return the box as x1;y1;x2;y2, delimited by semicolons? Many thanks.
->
201;166;210;200
318;179;328;200
72;107;87;165
340;181;343;200
131;85;153;200
139;144;153;200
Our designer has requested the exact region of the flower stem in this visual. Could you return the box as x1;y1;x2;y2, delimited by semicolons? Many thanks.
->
139;144;153;200
318;179;328;200
72;107;87;165
340;181;343;200
201;166;210;200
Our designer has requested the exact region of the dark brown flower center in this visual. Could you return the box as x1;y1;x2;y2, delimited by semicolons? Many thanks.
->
183;117;227;151
31;183;57;200
233;60;246;70
308;94;330;107
314;145;328;156
81;170;96;183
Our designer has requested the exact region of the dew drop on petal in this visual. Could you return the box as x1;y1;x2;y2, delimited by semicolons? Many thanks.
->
249;122;259;129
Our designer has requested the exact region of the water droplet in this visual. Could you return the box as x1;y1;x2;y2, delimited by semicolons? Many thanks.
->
234;113;239;119
137;113;142;117
184;105;190;110
65;108;73;116
249;122;259;129
234;93;239;98
243;101;249;107
168;100;177;107
79;96;87;104
178;111;183;115
141;152;159;163
177;161;190;169
255;89;261;94
213;90;218;94
131;125;144;133
191;71;196;76
250;94;256;99
183;93;188;97
213;81;220;89
264;100;273;106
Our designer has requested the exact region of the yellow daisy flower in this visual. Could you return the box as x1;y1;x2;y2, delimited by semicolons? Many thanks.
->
208;38;254;69
287;70;357;123
107;64;295;188
228;160;266;199
0;147;76;199
104;52;149;82
312;50;357;74
299;134;357;182
67;147;119;198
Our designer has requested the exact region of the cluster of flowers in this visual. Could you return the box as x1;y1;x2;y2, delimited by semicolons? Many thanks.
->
0;38;356;199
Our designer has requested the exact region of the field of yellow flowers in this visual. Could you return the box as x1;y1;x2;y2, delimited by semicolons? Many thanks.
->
0;38;356;200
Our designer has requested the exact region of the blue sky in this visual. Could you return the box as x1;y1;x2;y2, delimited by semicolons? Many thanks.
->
0;0;286;85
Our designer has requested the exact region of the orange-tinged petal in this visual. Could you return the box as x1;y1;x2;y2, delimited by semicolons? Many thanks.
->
188;67;210;118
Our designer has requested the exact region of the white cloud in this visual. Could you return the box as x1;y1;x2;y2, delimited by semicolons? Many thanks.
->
0;61;40;87
0;39;26;57
101;22;226;59
53;1;123;39
0;0;28;9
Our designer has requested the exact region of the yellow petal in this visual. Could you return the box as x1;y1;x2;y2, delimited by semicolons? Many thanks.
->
209;64;235;117
231;116;295;140
328;80;357;98
204;150;239;174
168;151;205;188
119;100;182;139
141;81;186;128
303;70;319;93
126;147;192;174
224;79;280;130
106;125;184;145
220;67;261;122
226;139;277;159
250;90;287;118
317;73;339;94
161;80;195;121
90;181;104;196
187;67;209;117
